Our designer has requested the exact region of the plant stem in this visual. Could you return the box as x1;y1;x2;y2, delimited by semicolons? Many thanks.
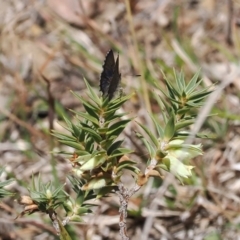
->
117;183;131;240
117;182;142;240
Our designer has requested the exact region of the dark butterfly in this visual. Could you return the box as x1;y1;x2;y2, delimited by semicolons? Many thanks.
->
100;49;121;100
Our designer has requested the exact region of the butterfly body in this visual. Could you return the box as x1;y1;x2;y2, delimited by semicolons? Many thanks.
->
100;49;121;100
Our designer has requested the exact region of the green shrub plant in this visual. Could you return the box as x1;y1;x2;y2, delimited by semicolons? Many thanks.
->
17;51;212;240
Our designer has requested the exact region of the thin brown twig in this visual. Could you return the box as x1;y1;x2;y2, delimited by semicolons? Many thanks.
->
116;183;142;240
116;184;131;240
40;74;55;131
0;107;45;138
116;157;158;239
226;0;234;45
14;218;57;235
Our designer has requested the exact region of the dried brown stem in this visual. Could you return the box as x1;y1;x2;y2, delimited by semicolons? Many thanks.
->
116;183;131;240
116;181;145;239
226;0;233;45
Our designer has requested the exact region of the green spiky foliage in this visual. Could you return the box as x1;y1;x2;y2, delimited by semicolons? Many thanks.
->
28;174;67;213
48;69;211;226
136;70;212;182
53;79;140;197
62;176;97;222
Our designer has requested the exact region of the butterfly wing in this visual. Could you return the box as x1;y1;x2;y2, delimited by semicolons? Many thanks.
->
108;54;121;100
100;50;115;96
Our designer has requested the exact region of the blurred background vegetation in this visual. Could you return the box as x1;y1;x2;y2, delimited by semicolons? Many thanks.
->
1;0;240;239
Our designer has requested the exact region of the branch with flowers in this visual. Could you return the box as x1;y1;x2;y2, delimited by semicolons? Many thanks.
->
17;51;212;240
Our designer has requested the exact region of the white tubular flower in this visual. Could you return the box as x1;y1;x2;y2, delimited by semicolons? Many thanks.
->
161;139;202;182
